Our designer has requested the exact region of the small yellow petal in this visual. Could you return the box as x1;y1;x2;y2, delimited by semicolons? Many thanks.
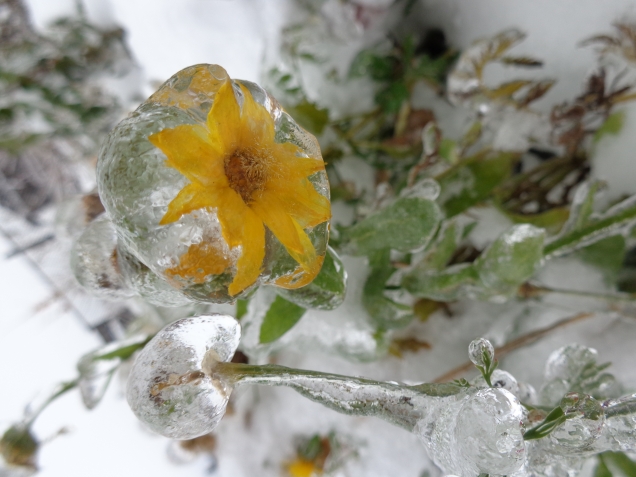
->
160;182;226;225
275;254;325;290
257;186;330;229
165;241;231;284
228;207;265;296
238;84;276;145
149;124;227;188
206;79;241;153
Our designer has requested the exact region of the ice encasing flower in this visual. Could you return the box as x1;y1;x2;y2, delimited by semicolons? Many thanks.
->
98;64;331;302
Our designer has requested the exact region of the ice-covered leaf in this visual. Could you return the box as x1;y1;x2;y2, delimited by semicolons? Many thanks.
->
363;249;413;329
601;452;636;476
402;263;479;301
420;220;462;271
340;195;442;256
277;246;347;310
287;99;329;135
544;195;636;259
579;235;626;279
437;151;518;217
259;295;306;344
476;224;545;293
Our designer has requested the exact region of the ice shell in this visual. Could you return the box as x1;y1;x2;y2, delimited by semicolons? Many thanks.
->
126;315;240;439
600;393;636;451
472;369;520;398
454;388;527;475
544;344;598;382
97;64;330;304
549;393;604;452
70;214;134;299
468;337;495;367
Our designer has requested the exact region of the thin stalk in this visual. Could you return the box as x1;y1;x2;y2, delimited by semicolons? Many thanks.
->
528;284;636;304
213;362;462;431
25;379;78;426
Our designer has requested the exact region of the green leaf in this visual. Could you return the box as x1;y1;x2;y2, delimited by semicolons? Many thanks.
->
421;220;462;271
544;197;636;259
438;138;459;164
437;151;518;217
579;235;626;279
349;50;397;81
375;81;409;114
236;299;248;320
594;455;613;477
259;295;306;344
340;196;442;256
523;406;567;440
402;263;479;301
287;99;329;135
363;249;413;329
594;111;625;143
93;335;152;361
601;452;636;476
276;246;347;310
476;224;545;293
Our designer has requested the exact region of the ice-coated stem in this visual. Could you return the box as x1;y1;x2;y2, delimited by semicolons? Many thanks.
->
211;362;463;431
605;395;636;419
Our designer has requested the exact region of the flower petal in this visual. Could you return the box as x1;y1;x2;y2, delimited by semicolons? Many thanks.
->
250;193;318;273
257;185;330;228
238;84;276;145
149;124;227;188
165;242;231;284
228;207;265;296
160;182;226;225
206;80;241;153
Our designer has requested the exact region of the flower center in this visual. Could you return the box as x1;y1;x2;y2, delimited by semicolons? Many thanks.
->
224;151;266;203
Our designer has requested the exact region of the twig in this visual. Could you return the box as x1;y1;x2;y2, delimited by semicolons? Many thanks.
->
432;312;594;383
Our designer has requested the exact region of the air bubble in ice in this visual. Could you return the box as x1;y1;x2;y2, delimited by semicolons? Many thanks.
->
468;338;495;367
126;315;240;439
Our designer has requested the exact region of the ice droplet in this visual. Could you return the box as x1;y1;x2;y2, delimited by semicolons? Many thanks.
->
549;393;605;452
70;214;134;299
454;388;526;475
468;338;495;367
544;344;598;382
126;315;240;439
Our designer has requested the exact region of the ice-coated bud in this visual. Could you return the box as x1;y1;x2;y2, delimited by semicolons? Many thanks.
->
544;344;598;382
70;214;134;299
473;369;519;397
468;338;495;367
0;425;38;475
126;315;240;439
98;64;331;304
550;393;604;451
454;388;526;475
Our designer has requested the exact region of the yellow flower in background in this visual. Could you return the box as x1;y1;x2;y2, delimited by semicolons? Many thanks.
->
148;78;330;296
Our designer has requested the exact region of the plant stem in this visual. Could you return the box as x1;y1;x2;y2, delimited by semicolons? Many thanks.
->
213;362;462;431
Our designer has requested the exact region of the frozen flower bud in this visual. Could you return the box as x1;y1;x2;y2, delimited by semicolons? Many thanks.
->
454;388;526;475
0;425;38;475
468;338;495;368
126;315;240;439
550;393;605;451
98;64;331;304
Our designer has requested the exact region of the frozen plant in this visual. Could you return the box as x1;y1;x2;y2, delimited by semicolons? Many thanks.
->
125;316;636;477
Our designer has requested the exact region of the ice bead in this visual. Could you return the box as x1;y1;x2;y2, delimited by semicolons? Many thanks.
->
70;214;134;299
468;337;495;368
472;369;520;398
454;388;526;475
97;64;331;304
549;393;604;452
416;388;526;476
126;315;240;439
544;344;598;382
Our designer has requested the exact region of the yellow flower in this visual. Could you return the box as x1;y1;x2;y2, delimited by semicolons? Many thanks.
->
148;77;330;296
